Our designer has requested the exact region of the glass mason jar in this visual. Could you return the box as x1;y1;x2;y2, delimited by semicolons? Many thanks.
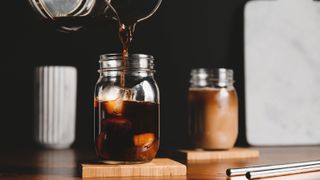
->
188;68;238;150
94;54;160;163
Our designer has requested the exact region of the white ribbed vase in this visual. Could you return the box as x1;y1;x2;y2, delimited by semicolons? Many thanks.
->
34;66;77;149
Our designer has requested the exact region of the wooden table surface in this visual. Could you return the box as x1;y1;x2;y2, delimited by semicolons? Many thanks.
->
0;146;320;179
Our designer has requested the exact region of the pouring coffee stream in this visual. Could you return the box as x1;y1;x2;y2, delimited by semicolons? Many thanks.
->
107;0;161;86
118;22;134;87
95;0;160;86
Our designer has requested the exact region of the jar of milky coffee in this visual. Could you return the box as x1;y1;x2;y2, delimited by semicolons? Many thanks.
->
188;68;238;150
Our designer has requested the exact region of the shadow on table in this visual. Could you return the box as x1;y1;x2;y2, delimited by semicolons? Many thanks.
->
0;148;97;178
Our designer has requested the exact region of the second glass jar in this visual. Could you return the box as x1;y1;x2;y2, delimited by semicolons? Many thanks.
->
188;68;238;150
94;54;160;163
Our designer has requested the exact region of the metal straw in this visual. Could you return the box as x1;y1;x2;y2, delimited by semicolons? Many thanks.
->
226;160;320;176
246;163;320;179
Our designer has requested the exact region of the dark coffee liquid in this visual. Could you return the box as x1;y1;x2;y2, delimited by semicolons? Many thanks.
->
94;100;159;162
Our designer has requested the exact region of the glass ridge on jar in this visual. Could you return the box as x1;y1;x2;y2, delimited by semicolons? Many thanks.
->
94;53;160;164
188;68;238;150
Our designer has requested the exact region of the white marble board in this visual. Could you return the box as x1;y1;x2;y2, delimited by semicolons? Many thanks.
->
244;0;320;146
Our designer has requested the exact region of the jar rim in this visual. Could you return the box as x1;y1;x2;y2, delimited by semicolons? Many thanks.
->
190;68;234;86
191;68;233;75
99;53;155;73
100;53;155;62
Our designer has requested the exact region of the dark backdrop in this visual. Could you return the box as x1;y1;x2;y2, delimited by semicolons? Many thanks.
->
0;0;249;150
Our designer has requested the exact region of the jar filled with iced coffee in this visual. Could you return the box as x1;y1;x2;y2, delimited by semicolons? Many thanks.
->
94;54;160;163
188;68;238;150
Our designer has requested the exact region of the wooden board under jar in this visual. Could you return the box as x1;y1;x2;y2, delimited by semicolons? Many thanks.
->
174;148;259;161
81;158;186;178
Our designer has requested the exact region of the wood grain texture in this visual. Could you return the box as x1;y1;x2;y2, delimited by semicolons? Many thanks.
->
1;147;320;179
176;147;259;160
81;158;186;178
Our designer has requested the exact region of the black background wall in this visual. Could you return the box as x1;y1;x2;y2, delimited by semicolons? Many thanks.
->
0;0;248;150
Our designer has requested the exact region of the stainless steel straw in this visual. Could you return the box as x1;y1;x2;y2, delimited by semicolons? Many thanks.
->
226;160;320;176
246;163;320;179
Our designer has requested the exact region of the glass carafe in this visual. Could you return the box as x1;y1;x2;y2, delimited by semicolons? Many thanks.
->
28;0;162;31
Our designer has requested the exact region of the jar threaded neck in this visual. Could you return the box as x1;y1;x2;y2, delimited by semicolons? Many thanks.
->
190;68;234;87
99;53;155;72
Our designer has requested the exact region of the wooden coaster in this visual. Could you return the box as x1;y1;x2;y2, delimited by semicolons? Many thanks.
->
81;158;186;178
175;147;259;160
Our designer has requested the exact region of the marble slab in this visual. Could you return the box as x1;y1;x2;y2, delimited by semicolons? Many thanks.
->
244;0;320;145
